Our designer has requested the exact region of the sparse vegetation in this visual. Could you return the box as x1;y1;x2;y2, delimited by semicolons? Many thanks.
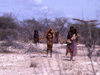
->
0;13;100;75
30;62;37;68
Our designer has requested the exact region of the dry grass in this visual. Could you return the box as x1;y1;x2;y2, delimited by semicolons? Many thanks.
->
30;62;37;68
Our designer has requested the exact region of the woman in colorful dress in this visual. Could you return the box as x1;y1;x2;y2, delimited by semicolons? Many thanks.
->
66;26;78;61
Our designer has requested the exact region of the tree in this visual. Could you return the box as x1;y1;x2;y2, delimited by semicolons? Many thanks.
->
0;13;19;40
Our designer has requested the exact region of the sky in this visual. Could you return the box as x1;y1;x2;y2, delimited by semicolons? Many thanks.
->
0;0;100;20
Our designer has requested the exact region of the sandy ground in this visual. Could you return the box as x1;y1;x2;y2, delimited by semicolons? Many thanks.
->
0;41;100;75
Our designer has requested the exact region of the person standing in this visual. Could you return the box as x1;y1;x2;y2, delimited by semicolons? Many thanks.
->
66;26;78;61
34;30;39;44
46;29;54;57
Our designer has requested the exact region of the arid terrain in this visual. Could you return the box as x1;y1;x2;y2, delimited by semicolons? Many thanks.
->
0;41;100;75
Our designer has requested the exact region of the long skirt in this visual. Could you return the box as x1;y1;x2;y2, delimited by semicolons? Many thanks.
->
67;40;77;56
70;40;77;56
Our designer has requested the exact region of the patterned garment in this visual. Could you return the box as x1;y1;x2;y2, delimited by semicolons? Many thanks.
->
69;40;77;56
46;32;53;50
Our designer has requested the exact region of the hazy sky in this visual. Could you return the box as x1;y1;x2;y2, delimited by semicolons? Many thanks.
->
0;0;100;20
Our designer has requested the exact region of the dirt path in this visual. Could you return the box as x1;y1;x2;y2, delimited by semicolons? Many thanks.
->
0;43;100;75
